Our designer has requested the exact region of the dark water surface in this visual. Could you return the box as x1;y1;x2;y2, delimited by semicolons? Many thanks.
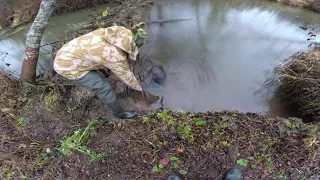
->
145;0;320;114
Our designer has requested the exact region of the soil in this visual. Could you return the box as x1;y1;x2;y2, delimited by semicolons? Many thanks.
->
0;0;111;28
1;71;320;179
269;0;320;12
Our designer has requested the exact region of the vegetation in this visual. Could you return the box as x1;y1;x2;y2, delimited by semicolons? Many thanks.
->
273;0;320;12
58;119;106;162
2;84;319;179
276;47;320;122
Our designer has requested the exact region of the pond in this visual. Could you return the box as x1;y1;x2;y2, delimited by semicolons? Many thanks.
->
144;0;320;114
0;0;319;115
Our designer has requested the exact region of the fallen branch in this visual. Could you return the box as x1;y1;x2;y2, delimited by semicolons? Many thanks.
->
146;18;192;24
40;39;71;47
41;19;193;47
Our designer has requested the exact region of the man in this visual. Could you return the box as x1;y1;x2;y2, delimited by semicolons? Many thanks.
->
53;24;147;119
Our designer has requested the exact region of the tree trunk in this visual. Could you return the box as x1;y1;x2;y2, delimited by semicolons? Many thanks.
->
20;0;56;82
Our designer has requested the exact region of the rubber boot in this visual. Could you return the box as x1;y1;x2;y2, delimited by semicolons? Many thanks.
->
106;100;138;119
225;168;243;180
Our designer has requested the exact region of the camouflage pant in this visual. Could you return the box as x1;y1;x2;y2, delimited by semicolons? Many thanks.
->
72;71;116;105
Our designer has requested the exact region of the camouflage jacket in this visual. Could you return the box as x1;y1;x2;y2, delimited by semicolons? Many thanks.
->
53;26;142;91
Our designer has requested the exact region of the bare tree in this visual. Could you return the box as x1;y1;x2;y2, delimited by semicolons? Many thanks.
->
20;0;56;81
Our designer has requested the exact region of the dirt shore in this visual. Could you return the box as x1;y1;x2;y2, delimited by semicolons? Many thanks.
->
0;0;111;28
272;0;320;12
1;71;319;179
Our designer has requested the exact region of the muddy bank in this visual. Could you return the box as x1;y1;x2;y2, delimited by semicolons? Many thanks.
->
1;71;319;179
270;0;320;12
0;0;111;28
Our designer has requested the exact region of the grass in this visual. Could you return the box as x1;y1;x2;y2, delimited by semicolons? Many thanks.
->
236;159;249;166
58;119;106;162
44;91;59;109
276;48;320;122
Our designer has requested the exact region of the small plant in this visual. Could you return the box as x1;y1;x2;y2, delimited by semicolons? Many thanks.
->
177;120;194;141
142;116;149;123
193;118;207;126
254;153;265;161
21;175;27;180
266;157;274;169
44;92;59;109
213;121;228;135
220;140;230;147
285;122;296;129
5;171;15;180
152;164;164;173
303;137;318;148
220;115;229;121
156;110;175;125
58;119;105;162
17;117;26;126
157;140;168;147
170;156;181;169
175;111;187;116
275;170;288;180
236;159;249;166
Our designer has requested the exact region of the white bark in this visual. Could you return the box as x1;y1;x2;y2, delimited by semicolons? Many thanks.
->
25;0;56;49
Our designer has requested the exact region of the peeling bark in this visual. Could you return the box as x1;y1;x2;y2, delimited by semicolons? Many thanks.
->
20;0;56;82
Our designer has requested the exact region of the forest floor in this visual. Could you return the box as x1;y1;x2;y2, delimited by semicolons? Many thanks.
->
1;71;320;179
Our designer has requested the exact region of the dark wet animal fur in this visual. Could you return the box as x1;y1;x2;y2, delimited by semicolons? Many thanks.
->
149;66;166;85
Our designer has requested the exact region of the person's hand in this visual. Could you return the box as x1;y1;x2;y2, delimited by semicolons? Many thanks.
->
131;22;145;33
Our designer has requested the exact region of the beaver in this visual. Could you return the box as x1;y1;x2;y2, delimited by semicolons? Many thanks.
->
145;66;167;86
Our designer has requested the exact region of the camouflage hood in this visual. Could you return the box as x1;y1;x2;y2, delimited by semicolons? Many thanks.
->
103;26;139;60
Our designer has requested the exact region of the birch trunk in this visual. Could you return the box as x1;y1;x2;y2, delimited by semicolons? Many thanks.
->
20;0;56;81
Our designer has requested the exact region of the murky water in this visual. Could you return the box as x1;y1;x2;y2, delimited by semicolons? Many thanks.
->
0;0;319;114
145;0;320;114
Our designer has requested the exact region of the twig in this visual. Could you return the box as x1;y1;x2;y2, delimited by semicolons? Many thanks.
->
40;19;192;47
146;18;192;24
40;38;71;47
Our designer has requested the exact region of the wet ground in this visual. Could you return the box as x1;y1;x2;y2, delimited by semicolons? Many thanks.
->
1;0;320;116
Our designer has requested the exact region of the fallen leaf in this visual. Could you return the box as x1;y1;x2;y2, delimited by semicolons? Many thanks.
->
159;157;170;166
179;169;188;175
176;147;184;153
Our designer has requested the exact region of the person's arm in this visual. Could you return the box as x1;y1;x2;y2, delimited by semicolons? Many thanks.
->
100;26;143;91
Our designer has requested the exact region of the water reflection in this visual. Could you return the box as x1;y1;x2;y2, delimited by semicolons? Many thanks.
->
146;0;319;114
